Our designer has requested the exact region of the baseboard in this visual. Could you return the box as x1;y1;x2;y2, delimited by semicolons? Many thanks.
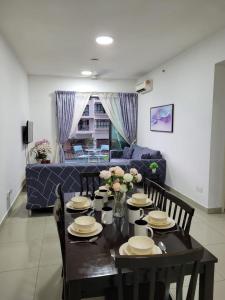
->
165;185;222;214
0;181;25;227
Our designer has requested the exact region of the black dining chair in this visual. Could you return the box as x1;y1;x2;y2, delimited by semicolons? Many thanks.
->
80;171;101;198
162;191;195;234
112;247;203;300
143;178;165;209
55;183;64;210
54;186;66;299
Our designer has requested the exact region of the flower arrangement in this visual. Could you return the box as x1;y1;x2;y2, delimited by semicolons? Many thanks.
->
30;139;52;161
99;166;142;217
99;166;142;194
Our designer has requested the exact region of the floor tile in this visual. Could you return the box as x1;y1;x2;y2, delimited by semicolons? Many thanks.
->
43;220;58;240
34;264;62;300
0;268;37;300
39;237;62;267
0;240;41;272
0;219;45;243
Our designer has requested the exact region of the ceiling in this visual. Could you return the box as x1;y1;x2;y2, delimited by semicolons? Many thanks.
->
1;0;225;79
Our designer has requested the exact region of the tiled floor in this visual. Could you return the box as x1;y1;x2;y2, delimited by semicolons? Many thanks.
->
0;192;225;300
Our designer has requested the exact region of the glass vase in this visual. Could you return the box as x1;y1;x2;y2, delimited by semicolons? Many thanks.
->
113;192;126;218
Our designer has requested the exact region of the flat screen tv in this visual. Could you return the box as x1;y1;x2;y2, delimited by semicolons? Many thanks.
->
23;121;33;144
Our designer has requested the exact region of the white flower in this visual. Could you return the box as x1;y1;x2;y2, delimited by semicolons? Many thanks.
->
135;173;142;183
130;168;138;175
120;184;128;193
99;170;111;180
123;173;133;182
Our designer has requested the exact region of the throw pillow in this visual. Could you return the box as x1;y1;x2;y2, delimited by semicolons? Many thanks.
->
122;147;133;159
141;153;151;159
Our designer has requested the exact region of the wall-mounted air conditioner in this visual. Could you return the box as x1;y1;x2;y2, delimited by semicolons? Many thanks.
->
136;80;153;94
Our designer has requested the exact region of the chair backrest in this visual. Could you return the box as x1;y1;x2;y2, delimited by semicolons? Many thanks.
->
55;183;64;210
73;145;83;152
80;172;101;198
73;145;84;156
101;144;109;151
162;191;195;234
115;247;203;300
143;178;165;209
53;196;65;264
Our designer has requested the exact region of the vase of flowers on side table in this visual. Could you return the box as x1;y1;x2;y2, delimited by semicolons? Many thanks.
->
99;166;142;218
30;139;52;164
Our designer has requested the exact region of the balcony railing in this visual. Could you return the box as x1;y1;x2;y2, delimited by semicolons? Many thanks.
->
78;126;89;131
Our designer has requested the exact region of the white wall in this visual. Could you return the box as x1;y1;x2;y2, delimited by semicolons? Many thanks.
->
28;75;135;160
137;27;225;209
208;63;225;209
0;34;29;223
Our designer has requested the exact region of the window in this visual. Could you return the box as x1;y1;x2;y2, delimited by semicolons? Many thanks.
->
82;105;89;116
95;103;105;114
78;120;89;131
96;119;110;128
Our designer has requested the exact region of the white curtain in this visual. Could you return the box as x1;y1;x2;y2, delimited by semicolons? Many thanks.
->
69;92;92;138
98;93;129;144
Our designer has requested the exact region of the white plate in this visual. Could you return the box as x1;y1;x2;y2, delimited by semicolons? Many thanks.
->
119;242;162;255
66;200;92;211
127;198;153;207
144;216;176;229
67;222;103;237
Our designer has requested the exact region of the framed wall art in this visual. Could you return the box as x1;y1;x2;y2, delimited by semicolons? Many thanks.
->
150;104;174;132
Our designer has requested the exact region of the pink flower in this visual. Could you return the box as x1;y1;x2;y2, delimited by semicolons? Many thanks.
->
113;182;121;192
114;166;125;177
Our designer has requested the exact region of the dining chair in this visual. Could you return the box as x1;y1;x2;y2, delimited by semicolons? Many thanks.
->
55;183;64;211
162;191;195;234
143;178;165;209
80;171;101;198
53;194;66;299
112;247;203;300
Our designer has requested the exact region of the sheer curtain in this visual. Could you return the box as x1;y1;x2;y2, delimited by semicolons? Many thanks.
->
56;91;75;163
98;93;129;144
69;92;91;138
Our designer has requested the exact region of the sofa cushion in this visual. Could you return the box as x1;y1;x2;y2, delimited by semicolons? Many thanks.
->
122;147;133;159
141;153;151;159
110;158;130;164
131;145;162;160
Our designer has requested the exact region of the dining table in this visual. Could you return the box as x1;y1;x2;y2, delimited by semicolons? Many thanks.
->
63;192;218;300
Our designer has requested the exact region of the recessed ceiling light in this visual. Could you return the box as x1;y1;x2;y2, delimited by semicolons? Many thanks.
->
81;70;92;76
96;36;114;45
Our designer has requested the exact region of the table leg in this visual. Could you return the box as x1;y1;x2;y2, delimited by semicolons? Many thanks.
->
199;262;215;300
68;281;81;300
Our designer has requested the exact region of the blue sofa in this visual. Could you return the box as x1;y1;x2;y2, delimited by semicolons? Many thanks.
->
110;145;166;185
26;145;166;211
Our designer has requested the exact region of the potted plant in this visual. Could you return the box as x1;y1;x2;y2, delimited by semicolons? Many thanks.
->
149;162;159;174
99;167;142;217
30;139;52;163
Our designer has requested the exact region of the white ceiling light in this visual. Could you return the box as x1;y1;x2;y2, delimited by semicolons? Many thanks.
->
81;70;92;76
96;35;114;45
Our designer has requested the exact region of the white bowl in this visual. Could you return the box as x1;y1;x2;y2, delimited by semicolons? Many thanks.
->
148;210;168;225
74;216;96;232
71;196;88;208
128;236;155;255
132;193;148;204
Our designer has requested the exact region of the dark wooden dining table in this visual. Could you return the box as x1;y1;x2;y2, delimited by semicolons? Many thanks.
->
63;192;217;300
